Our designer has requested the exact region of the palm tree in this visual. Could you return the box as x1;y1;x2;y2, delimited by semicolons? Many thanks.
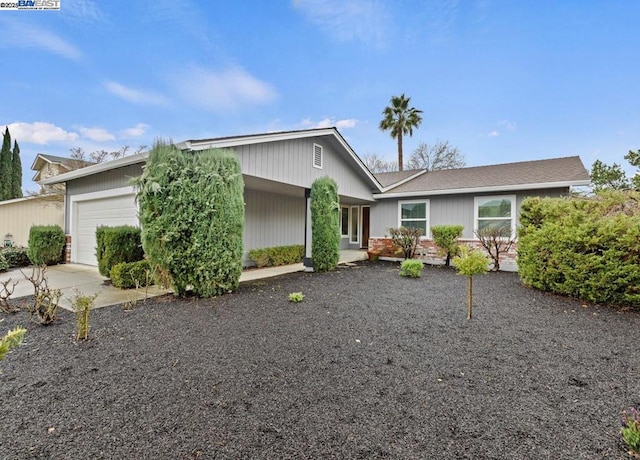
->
379;94;423;171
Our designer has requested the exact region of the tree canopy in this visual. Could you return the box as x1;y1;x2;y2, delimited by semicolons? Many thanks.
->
0;127;23;201
406;141;465;171
379;94;423;172
590;151;640;191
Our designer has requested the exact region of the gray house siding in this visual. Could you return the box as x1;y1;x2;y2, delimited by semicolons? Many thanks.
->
233;138;374;202
243;188;305;265
64;164;143;232
371;187;570;239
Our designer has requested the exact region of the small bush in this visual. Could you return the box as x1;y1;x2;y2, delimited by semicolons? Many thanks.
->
22;265;61;325
400;259;423;278
0;326;26;361
288;292;304;302
72;292;97;341
96;226;144;277
389;227;423;259
27;225;65;265
0;252;8;272
453;246;490;319
249;245;305;268
110;259;152;289
622;407;640;455
431;225;463;267
1;246;30;268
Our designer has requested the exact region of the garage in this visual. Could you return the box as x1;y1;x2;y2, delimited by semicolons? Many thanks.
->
72;191;138;266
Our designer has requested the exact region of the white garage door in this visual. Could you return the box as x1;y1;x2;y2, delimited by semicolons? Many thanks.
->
73;194;138;266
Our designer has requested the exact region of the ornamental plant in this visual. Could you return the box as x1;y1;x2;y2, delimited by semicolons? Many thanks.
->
431;224;463;267
134;141;245;297
453;246;489;319
27;225;65;265
0;326;26;361
72;292;97;341
389;226;423;259
622;407;640;455
288;292;304;302
400;259;423;278
310;176;340;272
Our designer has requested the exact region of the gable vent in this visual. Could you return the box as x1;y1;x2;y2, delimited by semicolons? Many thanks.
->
313;143;323;169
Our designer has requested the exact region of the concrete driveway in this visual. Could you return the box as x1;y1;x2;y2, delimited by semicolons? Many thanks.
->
0;264;169;310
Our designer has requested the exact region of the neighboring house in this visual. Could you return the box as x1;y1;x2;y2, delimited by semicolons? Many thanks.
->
0;154;89;247
39;128;590;270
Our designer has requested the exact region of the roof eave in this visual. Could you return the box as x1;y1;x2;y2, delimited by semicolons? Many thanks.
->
372;180;590;199
39;152;148;185
379;170;428;192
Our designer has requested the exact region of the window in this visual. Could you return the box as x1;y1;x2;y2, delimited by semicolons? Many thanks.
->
350;206;359;243
340;207;349;237
398;200;429;236
313;143;323;169
474;195;516;232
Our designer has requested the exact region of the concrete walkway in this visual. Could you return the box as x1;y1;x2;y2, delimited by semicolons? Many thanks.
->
0;250;368;310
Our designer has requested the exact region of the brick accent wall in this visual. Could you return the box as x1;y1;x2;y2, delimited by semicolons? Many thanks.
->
64;235;71;264
368;237;518;270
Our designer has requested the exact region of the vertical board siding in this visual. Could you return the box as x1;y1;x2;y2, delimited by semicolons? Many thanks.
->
234;138;374;201
0;198;64;246
243;188;305;264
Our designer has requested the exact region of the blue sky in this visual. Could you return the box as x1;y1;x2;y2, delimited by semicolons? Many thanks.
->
1;0;639;192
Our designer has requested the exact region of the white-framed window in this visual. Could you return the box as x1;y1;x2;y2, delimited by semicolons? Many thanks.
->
340;206;349;237
398;200;429;237
350;205;359;244
474;195;516;233
313;143;323;169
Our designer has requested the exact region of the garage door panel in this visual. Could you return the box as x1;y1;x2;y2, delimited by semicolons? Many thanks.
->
74;194;138;266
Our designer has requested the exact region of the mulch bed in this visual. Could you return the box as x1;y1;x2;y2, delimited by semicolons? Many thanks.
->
0;261;638;459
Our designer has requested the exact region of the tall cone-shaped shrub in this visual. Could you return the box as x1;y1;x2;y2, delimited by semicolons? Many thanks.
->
134;141;244;297
310;176;340;272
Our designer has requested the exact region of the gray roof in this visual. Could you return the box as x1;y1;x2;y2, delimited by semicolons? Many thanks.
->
379;156;590;196
373;169;424;188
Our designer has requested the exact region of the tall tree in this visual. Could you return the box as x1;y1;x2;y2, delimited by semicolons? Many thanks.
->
590;159;630;191
624;149;640;189
0;127;11;200
361;153;398;173
407;141;465;171
11;140;22;199
379;94;423;171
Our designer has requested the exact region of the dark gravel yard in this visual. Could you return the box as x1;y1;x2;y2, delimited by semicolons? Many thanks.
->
0;261;638;459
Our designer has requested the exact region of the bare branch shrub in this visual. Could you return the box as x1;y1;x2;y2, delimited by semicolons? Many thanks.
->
474;226;515;272
0;279;20;313
21;266;61;325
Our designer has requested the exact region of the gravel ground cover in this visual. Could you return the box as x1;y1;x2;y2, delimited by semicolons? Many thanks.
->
0;260;638;459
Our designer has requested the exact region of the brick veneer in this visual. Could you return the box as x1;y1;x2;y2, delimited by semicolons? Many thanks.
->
64;235;71;264
368;237;517;268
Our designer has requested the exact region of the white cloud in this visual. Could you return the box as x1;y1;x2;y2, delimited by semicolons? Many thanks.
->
173;66;277;112
488;131;499;137
120;123;149;138
301;117;358;129
104;81;169;106
292;0;390;48
498;120;517;131
76;126;116;142
62;0;105;23
7;122;79;144
0;19;82;60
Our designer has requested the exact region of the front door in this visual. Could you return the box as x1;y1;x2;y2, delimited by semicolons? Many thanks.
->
361;206;370;249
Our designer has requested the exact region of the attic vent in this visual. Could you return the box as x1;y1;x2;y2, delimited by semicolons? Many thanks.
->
313;143;323;169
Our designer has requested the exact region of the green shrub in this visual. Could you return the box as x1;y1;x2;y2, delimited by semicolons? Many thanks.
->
96;225;144;277
518;191;640;308
400;259;423;278
134;141;245;297
431;224;463;267
453;246;490;319
72;292;97;341
27;225;65;265
110;259;152;289
310;176;340;272
0;252;7;272
622;407;640;455
0;326;26;361
389;226;423;259
249;245;305;268
1;246;30;268
288;292;304;302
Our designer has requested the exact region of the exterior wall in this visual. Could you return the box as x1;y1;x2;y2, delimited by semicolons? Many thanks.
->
371;187;569;239
233;138;374;202
0;197;64;247
243;188;306;265
65;164;143;232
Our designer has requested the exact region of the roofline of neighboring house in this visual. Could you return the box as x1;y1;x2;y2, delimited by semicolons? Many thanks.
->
42;127;385;192
0;193;62;206
378;170;428;192
372;179;590;199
